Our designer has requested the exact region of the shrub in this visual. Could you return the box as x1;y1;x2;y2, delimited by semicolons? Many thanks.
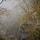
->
32;28;40;40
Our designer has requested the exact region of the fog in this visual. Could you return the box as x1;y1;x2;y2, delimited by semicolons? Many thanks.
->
0;0;37;40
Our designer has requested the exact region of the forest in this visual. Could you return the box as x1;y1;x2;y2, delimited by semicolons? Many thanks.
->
0;0;40;40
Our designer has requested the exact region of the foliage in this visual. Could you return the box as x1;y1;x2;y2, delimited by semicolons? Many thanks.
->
36;10;40;19
32;28;40;40
0;36;5;40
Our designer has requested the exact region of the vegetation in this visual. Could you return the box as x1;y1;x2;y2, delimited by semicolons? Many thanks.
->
31;28;40;40
0;0;40;40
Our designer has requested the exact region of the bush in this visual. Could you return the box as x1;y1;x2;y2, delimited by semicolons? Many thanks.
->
32;28;40;40
0;37;5;40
